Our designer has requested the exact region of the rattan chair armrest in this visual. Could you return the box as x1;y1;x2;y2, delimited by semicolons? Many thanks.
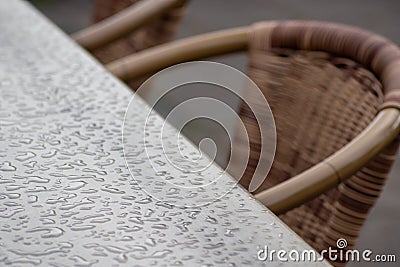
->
106;27;249;80
72;0;184;50
255;108;400;214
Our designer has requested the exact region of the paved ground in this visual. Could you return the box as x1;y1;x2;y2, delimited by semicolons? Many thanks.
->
30;1;400;266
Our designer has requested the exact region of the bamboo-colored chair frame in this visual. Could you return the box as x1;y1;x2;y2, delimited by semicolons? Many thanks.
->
72;0;185;51
106;21;400;215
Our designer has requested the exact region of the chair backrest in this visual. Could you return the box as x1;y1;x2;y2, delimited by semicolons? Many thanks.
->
235;23;400;266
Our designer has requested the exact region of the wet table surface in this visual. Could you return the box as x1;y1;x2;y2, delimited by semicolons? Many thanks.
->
0;1;330;266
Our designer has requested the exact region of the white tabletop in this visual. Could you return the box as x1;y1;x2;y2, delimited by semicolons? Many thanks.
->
0;1;330;266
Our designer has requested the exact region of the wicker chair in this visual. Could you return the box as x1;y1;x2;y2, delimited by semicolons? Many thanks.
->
105;21;400;266
72;0;187;88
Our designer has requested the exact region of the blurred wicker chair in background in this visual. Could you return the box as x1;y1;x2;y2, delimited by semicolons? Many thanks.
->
104;21;400;266
72;0;187;88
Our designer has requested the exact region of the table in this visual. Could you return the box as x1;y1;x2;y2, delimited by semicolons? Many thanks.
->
0;1;330;266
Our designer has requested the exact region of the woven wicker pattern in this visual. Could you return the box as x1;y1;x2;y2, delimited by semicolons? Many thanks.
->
235;23;400;266
91;0;186;89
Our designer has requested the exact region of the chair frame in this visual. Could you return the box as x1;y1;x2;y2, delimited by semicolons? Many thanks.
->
106;21;400;215
72;0;185;50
